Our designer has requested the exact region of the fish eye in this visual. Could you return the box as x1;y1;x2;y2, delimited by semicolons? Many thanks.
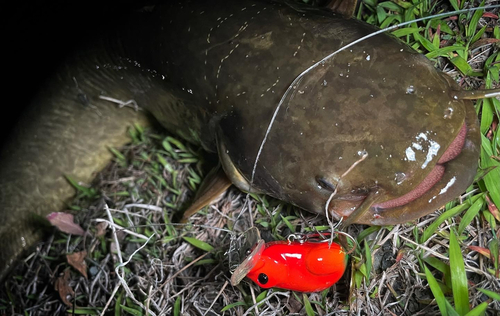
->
316;177;336;192
258;273;269;284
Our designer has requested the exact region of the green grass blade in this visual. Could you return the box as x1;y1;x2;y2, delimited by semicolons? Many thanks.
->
480;134;500;209
449;231;469;315
173;296;181;316
120;305;143;316
182;237;214;252
357;226;382;244
466;2;484;39
457;197;484;235
480;99;494;135
414;32;437;52
378;1;403;13
429;19;453;34
303;294;315;316
425;46;466;59
392;27;421;37
221;301;247;312
450;56;473;76
69;308;100;315
424;256;452;288
364;239;372;282
470;25;487;45
65;175;97;198
449;0;460;11
464;302;488;316
445;300;461;316
488;238;499;275
421;194;482;243
424;265;448;316
477;288;500;301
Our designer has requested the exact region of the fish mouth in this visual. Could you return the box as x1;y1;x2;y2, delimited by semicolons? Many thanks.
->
373;122;467;210
352;102;480;225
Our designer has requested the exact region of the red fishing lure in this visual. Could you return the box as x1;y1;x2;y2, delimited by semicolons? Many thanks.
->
230;231;348;293
246;240;347;292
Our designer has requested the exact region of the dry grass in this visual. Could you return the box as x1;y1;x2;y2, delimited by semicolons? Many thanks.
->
1;124;498;315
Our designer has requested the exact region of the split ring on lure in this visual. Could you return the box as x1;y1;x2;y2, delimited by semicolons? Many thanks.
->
231;230;351;292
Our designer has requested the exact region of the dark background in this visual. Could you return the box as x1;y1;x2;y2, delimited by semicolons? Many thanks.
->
1;1;151;149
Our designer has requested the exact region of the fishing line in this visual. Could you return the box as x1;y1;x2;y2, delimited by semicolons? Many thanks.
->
248;3;500;220
94;221;236;234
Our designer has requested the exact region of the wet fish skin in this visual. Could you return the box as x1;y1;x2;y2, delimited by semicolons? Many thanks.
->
0;0;479;279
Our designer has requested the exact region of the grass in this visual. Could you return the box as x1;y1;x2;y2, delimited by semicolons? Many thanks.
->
356;1;500;315
0;0;499;315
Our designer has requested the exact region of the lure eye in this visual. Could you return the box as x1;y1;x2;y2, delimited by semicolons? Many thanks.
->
316;177;336;192
258;273;269;285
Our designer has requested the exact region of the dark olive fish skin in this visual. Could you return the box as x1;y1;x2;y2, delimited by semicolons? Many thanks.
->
0;0;479;279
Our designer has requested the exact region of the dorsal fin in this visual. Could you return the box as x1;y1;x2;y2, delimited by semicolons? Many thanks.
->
325;0;359;17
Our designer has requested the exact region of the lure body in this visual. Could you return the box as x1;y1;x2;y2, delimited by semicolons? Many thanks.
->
246;240;347;292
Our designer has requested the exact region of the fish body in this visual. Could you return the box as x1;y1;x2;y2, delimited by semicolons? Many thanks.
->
0;0;480;279
246;240;347;292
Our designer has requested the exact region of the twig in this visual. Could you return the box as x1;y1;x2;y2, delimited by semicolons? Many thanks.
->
99;204;157;316
93;218;150;240
202;280;228;316
242;290;290;316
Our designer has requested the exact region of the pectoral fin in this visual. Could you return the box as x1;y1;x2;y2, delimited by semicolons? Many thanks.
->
179;164;232;223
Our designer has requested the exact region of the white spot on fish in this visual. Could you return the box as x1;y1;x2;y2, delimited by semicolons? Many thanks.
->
293;33;306;57
422;140;440;169
405;147;416;161
439;176;456;195
366;55;371;61
395;172;406;184
417;133;428;141
444;107;454;119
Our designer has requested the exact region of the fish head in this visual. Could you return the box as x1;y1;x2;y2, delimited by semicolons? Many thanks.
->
217;33;480;225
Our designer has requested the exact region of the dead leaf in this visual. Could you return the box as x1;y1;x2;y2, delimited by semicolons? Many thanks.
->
486;195;500;222
483;12;499;19
46;212;85;236
54;269;74;307
470;38;500;50
67;251;88;279
95;221;108;237
468;245;500;262
396;249;405;263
